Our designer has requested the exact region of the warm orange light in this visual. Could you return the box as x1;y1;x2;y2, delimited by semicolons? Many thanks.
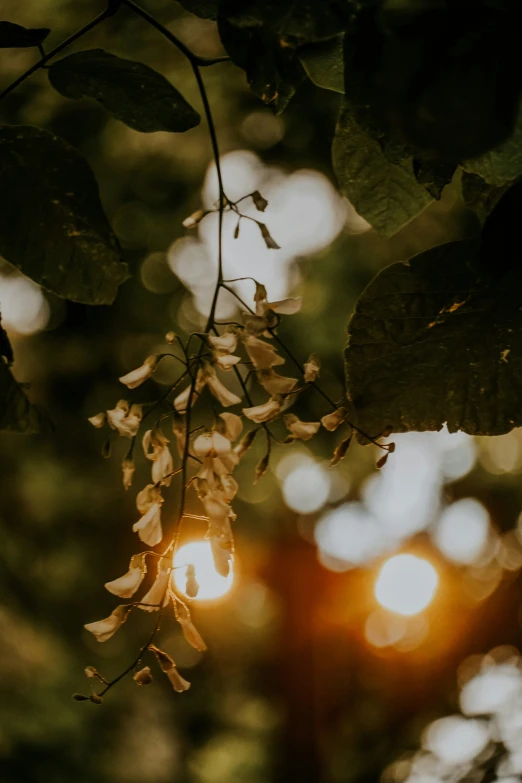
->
173;541;234;601
374;554;438;616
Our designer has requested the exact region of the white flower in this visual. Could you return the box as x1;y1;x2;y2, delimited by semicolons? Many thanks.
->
173;369;206;413
106;400;143;438
303;353;320;383
84;605;129;642
88;412;106;428
215;353;240;371
254;283;302;316
133;484;164;546
140;557;171;612
241;311;276;335
321;407;347;432
193;431;233;458
257;369;297;395
242;397;282;423
104;554;146;598
143;428;174;486
106;401;142;438
208;331;237;354
219;474;238;501
202;492;235;526
209;536;233;578
136;483;163;513
182;209;205;229
133;504;163;546
203;366;242;407
284;414;320;441
219;412;243;442
149;644;191;692
119;356;159;389
264;297;302;315
122;458;135;490
242;334;285;369
165;668;191;692
174;598;207;651
172;416;186;457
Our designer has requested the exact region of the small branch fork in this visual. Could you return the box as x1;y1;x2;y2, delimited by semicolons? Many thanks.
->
1;0;392;701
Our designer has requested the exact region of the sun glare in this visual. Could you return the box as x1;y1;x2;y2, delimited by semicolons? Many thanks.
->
173;541;234;601
374;554;439;616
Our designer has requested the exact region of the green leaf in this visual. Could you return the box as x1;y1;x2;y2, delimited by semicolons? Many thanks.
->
0;125;128;305
332;101;432;236
345;182;522;437
463;105;522;185
48;49;200;133
0;21;50;48
177;0;218;19
218;15;305;114
0;319;47;433
298;35;344;93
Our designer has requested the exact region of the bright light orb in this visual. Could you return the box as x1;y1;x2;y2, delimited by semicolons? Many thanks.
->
173;541;234;601
374;554;438;616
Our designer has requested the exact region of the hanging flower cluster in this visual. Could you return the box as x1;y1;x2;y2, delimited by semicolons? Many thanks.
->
78;189;394;704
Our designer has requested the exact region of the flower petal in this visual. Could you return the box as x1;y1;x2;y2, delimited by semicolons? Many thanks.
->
140;559;171;612
105;554;147;598
133;503;163;546
84;605;128;643
284;414;320;441
266;297;302;315
88;412;106;428
119;356;158;389
257;369;297;395
321;407;347;432
219;412;243;442
205;369;242;407
242;397;281;423
243;334;285;369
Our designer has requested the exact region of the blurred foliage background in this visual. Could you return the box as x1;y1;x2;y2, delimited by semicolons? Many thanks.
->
2;2;522;783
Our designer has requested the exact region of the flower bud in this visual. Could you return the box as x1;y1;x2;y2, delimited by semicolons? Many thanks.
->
133;666;153;686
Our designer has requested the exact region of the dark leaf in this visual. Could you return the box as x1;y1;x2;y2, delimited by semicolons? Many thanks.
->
223;0;353;42
298;35;345;94
412;156;455;200
332;101;432;236
0;323;47;434
0;125;128;305
461;172;510;225
345;182;522;437
234;219;240;239
0;21;50;48
177;0;218;19
218;9;305;114
376;4;522;160
463;105;522;186
48;49;200;133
